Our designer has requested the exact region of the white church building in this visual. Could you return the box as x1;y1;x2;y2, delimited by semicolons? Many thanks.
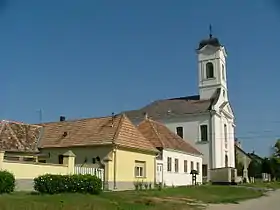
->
123;32;236;180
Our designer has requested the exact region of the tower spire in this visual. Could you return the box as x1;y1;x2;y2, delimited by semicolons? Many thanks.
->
209;24;212;38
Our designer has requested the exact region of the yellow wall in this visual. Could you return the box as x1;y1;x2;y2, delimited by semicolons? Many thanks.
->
114;148;155;183
41;146;112;166
2;161;69;179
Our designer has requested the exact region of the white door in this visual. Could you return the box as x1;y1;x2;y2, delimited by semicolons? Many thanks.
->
156;163;163;183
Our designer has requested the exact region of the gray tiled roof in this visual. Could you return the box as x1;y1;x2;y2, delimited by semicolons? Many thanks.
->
123;89;220;122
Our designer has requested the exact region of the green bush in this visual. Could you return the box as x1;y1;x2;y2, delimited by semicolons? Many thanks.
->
34;174;102;194
0;170;15;194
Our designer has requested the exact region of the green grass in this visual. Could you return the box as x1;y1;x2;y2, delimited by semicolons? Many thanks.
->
242;181;280;190
0;185;264;210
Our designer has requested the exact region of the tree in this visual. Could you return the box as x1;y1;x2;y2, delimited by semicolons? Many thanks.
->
236;162;244;176
262;158;273;174
274;139;280;157
248;159;260;178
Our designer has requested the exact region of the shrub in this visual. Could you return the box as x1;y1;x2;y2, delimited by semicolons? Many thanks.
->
0;170;15;194
34;174;102;195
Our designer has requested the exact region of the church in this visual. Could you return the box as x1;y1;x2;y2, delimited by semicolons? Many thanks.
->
123;32;236;180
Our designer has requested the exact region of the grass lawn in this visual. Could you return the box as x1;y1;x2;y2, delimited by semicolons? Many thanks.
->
242;181;280;190
0;185;264;210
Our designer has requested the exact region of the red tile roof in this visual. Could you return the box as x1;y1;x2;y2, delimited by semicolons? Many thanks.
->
0;120;42;152
138;119;202;155
38;114;157;153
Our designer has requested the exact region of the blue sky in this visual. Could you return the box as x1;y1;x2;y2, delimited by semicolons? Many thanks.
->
0;0;279;156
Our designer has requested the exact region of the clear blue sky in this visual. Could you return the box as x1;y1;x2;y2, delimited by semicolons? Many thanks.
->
0;0;280;157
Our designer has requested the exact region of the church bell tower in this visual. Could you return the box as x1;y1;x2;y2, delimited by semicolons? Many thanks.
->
197;26;228;100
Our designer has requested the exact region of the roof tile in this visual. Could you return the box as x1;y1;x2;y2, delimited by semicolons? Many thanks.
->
38;114;157;152
0;120;42;152
138;119;202;155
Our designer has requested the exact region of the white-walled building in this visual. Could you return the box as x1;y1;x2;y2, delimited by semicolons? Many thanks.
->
138;118;203;186
123;33;235;180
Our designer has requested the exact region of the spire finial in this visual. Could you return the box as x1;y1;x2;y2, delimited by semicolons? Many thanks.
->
209;24;212;38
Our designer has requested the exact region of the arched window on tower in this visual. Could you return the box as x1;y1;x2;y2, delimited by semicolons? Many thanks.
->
206;62;214;79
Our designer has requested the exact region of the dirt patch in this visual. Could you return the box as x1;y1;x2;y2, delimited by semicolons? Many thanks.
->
149;196;197;203
133;196;207;208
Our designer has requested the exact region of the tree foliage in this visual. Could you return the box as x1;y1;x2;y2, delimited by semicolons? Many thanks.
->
248;159;261;178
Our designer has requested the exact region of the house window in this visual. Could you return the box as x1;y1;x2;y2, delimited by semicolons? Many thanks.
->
206;62;214;78
135;161;145;177
176;127;183;138
202;164;208;177
175;158;179;173
58;155;64;164
196;162;200;174
191;161;194;171
167;157;172;172
184;160;188;173
200;125;208;142
92;158;96;164
222;64;225;80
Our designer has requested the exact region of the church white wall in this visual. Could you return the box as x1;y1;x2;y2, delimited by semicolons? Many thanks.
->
160;115;212;170
160;149;202;186
212;112;235;168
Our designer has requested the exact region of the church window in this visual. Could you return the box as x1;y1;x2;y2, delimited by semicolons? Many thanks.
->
200;125;208;142
176;126;183;138
206;62;214;78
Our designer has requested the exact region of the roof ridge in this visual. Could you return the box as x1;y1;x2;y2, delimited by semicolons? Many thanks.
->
149;119;202;155
147;119;165;148
112;114;125;144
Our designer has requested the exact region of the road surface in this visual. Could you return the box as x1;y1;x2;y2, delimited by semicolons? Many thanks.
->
207;190;280;210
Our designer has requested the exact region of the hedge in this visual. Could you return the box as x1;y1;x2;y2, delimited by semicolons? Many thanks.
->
0;170;15;194
34;174;102;194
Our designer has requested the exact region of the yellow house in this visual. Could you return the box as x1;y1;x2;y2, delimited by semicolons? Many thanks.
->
37;114;158;190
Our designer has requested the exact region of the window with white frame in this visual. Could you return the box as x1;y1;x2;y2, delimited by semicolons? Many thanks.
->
135;161;145;178
167;157;172;172
184;160;188;173
200;125;208;142
191;161;194;171
175;158;179;173
196;162;200;174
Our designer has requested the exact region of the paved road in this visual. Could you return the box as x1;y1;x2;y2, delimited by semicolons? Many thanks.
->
207;190;280;210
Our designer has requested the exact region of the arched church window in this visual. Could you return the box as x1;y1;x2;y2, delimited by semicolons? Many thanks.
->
225;154;229;167
206;62;214;78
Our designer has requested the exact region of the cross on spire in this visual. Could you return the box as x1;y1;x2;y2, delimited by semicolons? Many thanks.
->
209;24;213;38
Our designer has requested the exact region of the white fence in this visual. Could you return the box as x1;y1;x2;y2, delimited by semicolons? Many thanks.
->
74;166;104;182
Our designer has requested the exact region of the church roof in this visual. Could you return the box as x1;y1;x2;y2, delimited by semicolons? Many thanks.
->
123;88;221;122
198;37;221;50
138;119;202;155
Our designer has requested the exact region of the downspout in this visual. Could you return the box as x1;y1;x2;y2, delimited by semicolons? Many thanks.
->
154;151;161;185
113;145;117;189
209;110;215;170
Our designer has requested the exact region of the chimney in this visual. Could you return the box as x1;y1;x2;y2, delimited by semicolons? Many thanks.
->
144;112;148;120
60;116;66;122
111;112;114;127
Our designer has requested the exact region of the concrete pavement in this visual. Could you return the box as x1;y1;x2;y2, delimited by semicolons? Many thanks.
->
207;190;280;210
